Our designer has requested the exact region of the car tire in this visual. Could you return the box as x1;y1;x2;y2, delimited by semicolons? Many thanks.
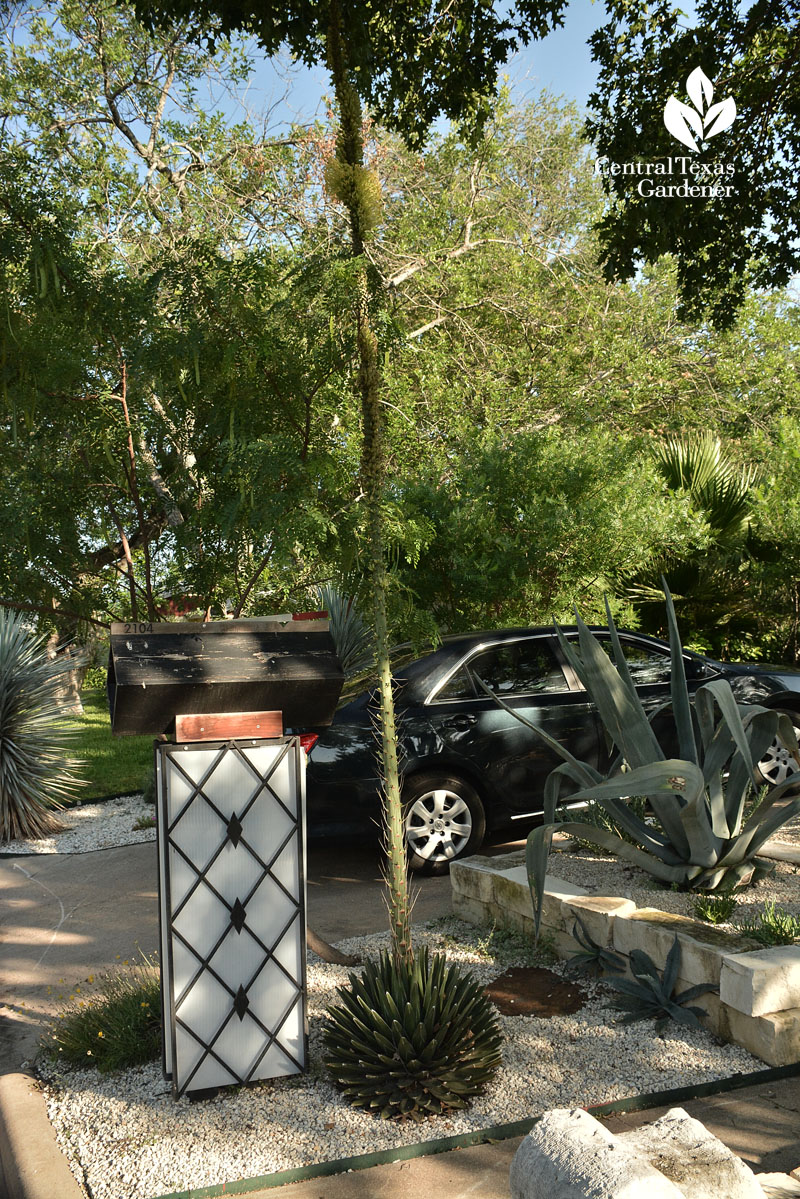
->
403;773;486;875
756;709;800;791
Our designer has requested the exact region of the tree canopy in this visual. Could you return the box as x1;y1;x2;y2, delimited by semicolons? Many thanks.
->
587;0;800;327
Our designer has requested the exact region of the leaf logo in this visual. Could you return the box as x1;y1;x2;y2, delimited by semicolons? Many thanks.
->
663;67;736;151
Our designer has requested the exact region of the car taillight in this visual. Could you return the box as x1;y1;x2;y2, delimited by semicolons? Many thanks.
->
298;733;318;755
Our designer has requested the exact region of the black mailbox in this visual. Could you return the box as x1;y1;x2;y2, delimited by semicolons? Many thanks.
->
107;615;343;736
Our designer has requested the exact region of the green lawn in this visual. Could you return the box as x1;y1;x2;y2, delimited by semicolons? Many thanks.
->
67;690;153;801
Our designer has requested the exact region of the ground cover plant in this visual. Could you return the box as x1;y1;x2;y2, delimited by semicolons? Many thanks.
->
734;900;800;947
43;955;160;1073
0;609;84;840
691;892;739;925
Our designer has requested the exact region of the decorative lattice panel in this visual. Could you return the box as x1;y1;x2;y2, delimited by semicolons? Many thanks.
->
156;737;307;1097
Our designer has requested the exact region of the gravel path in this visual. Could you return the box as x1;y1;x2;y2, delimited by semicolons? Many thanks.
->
37;921;760;1199
0;795;156;856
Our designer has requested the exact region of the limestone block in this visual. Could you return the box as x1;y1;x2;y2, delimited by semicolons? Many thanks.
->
449;892;493;928
725;1004;800;1067
612;910;739;987
450;858;501;904
720;946;800;1017
562;895;636;949
619;1107;763;1199
509;1107;685;1199
757;1173;800;1197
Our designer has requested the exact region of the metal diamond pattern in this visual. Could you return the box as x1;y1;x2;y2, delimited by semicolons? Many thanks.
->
157;738;307;1097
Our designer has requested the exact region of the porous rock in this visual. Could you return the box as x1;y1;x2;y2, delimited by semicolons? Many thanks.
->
509;1107;686;1199
618;1107;763;1199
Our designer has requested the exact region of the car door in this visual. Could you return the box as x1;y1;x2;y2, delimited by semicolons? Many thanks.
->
420;635;601;820
587;634;706;760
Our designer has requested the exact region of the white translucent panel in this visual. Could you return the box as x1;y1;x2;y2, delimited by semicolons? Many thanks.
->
272;913;303;981
212;1012;272;1081
173;1024;207;1084
181;1044;239;1092
248;959;301;1033
208;925;266;988
170;936;201;1003
270;840;301;901
169;802;227;879
204;841;264;905
172;880;230;961
241;874;297;945
176;969;232;1046
165;850;203;911
240;796;295;866
169;747;223;790
242;746;297;816
202;749;262;819
255;1040;299;1079
160;742;307;1096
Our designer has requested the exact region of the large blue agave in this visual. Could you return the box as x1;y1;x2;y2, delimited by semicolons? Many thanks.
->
482;586;800;940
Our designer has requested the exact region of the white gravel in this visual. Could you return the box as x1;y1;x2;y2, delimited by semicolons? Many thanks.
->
0;795;156;855
548;844;800;928
37;921;761;1199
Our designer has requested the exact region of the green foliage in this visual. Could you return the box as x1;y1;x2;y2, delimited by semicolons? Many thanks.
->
42;956;161;1073
734;900;800;947
510;585;800;941
323;947;503;1121
587;0;800;327
64;690;152;801
317;584;374;677
133;0;568;150
0;610;84;841
82;666;108;692
607;935;717;1034
691;891;739;925
566;917;626;977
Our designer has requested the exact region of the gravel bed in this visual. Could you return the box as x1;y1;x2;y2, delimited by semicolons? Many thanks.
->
549;843;800;927
37;920;761;1199
0;795;155;855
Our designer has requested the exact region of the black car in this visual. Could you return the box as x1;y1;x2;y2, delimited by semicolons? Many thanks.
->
304;628;800;872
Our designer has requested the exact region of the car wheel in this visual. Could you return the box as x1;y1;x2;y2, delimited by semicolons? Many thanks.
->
403;773;486;875
756;711;800;790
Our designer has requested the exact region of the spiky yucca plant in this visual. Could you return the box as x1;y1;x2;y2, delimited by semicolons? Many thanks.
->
0;610;84;840
323;947;503;1121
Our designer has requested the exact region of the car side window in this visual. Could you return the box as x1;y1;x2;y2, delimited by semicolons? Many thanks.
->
467;640;567;697
434;667;476;701
596;637;672;686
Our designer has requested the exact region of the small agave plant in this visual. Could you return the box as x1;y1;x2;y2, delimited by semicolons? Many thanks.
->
323;946;503;1121
0;609;84;841
483;586;800;940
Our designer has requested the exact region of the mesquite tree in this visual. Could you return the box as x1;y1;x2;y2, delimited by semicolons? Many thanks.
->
133;0;567;965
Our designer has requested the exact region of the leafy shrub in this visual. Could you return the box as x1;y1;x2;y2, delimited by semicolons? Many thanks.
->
691;891;738;924
734;900;800;946
323;947;502;1121
0;609;84;840
607;935;717;1033
43;956;160;1073
81;665;108;692
486;585;800;940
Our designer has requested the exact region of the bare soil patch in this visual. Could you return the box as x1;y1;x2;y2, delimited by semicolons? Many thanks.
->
484;966;588;1017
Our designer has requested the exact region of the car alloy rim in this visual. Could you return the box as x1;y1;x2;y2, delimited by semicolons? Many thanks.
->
758;725;800;788
405;787;472;862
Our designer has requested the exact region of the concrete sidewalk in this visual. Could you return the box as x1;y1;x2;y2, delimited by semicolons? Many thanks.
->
1;840;799;1199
